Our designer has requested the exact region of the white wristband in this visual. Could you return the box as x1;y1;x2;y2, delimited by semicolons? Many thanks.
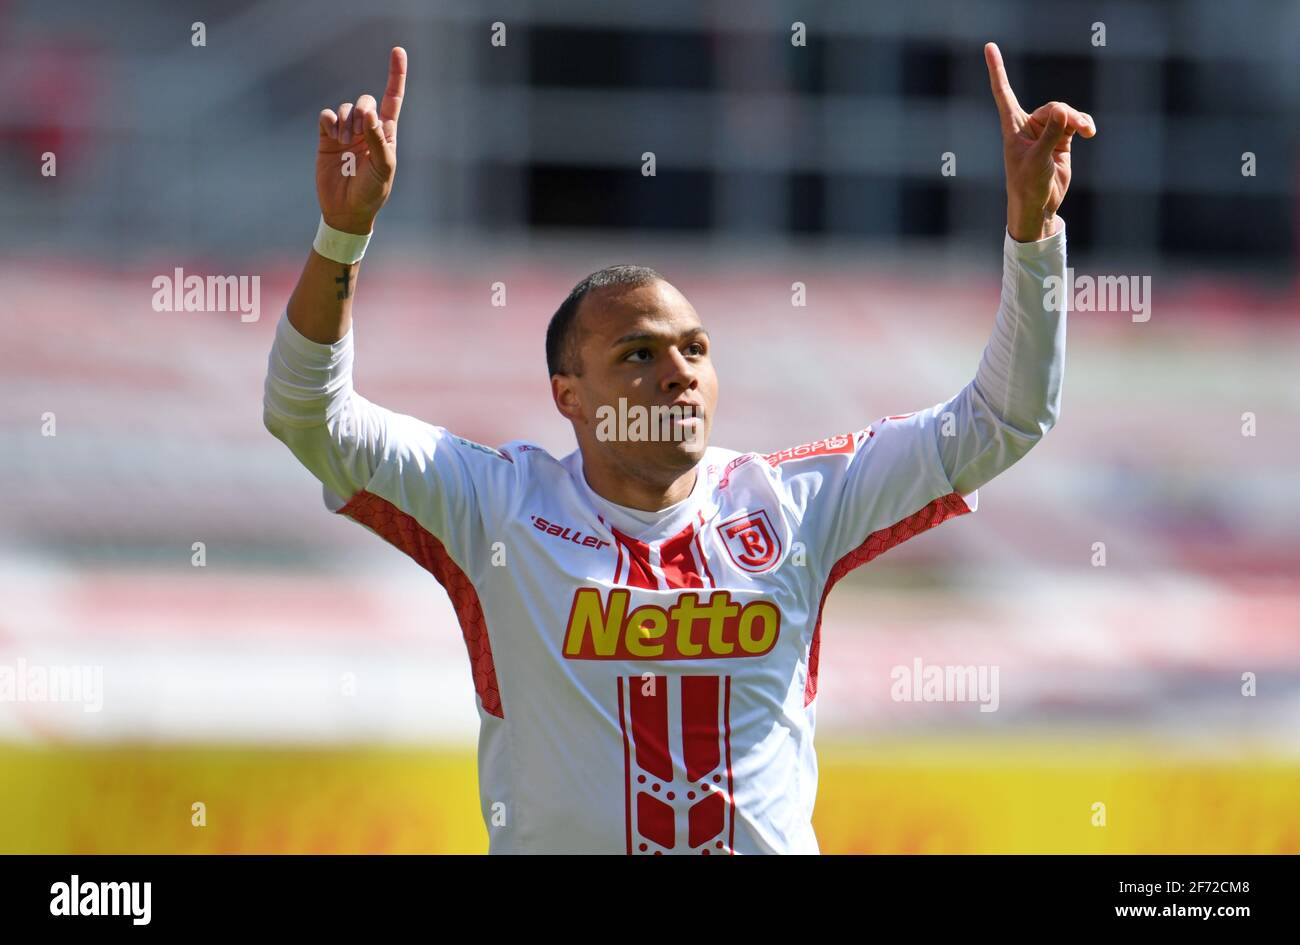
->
313;216;372;265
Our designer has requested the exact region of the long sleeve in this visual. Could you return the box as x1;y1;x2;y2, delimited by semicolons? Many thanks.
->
936;221;1068;496
770;222;1068;578
262;309;390;507
262;309;521;570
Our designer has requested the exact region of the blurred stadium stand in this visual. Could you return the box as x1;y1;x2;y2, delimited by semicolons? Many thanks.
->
2;0;1296;272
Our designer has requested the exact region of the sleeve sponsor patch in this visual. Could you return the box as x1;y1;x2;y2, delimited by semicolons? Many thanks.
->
763;432;855;467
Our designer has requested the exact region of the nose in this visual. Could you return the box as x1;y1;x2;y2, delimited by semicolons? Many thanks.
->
659;345;698;394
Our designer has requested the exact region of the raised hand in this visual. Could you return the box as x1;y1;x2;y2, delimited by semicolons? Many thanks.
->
984;42;1095;242
315;47;407;235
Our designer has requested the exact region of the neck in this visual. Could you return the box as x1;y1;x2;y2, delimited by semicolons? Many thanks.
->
580;448;699;512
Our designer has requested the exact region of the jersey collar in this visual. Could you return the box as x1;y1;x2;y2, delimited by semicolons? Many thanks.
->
567;448;717;542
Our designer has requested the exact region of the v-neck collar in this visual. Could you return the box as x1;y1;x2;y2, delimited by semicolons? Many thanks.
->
566;448;714;542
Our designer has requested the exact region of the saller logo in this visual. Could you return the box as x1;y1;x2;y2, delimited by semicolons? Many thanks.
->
564;588;780;660
530;515;611;550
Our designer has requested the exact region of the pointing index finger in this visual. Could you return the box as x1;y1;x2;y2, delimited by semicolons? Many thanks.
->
380;46;407;125
984;42;1022;133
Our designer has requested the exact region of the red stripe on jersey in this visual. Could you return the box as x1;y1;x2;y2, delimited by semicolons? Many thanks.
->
804;492;973;707
659;522;706;589
337;490;503;718
682;675;720;782
611;528;659;589
724;675;735;854
617;677;633;855
623;674;735;854
630;674;672;782
694;511;717;588
600;513;625;584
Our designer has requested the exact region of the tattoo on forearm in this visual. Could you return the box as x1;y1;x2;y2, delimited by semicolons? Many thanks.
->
335;267;352;300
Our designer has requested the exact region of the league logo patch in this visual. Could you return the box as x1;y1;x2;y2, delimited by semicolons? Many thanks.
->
718;509;782;573
451;434;513;463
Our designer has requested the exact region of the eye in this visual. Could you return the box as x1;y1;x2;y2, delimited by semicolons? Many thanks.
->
624;348;652;363
686;341;707;356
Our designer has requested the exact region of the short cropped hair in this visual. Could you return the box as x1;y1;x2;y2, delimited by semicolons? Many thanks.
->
546;265;664;377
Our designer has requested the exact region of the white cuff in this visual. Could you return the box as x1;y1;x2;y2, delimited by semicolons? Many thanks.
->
1004;218;1066;259
313;216;372;265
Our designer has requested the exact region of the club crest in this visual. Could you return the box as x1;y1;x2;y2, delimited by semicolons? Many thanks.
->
718;509;782;573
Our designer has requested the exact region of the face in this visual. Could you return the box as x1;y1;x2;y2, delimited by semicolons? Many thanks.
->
552;279;718;482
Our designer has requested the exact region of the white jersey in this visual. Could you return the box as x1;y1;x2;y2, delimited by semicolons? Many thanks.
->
263;225;1068;854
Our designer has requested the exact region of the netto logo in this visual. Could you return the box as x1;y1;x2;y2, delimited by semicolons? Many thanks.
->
563;588;780;660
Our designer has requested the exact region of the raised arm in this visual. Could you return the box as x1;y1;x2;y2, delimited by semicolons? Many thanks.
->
287;46;406;344
263;46;409;504
263;47;524;571
933;43;1098;495
935;223;1068;497
792;45;1098;573
984;41;1094;242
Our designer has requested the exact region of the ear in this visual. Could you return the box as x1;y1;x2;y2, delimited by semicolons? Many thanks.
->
551;374;584;424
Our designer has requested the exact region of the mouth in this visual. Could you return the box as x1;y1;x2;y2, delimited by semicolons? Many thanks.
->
665;407;706;446
667;407;705;434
